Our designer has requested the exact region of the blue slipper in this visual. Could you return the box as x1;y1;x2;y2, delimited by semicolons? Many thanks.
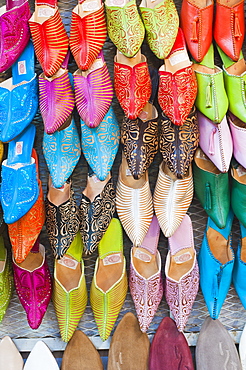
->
0;124;39;224
0;41;38;143
43;117;81;189
81;106;120;181
198;211;234;319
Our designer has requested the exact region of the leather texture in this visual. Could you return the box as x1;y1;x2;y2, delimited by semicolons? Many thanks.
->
198;112;233;173
43;118;81;189
74;52;113;128
195;66;228;123
196;317;241;369
193;148;230;229
139;0;179;59
180;0;213;62
39;69;75;134
29;7;69;77
0;0;31;73
13;243;52;329
121;105;158;180
153;163;193;238
198;213;234;320
214;0;245;61
0;336;23;370
0;238;13;324
229;113;246;168
233;222;246;310
61;330;103;370
114;55;151;120
105;0;145;57
160;106;199;179
107;312;150;370
231;160;246;228
149;317;194;370
69;4;107;70
81;106;120;181
24;341;59;370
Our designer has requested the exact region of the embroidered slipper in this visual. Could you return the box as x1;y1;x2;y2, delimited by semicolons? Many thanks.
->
90;218;127;341
13;239;52;329
0;41;38;143
129;215;163;332
0;236;13;324
81;105;120;181
69;0;107;70
165;214;199;332
43;117;81;189
79;169;116;254
53;232;87;342
0;124;39;224
0;0;31;73
139;0;179;59
28;0;69;77
8;149;45;263
39;52;75;134
114;50;151;120
105;0;145;57
158;28;197;126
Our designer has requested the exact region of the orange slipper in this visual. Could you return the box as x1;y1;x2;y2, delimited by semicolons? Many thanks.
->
8;149;45;263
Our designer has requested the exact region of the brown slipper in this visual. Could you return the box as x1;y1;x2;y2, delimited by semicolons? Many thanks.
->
107;312;150;370
61;330;103;370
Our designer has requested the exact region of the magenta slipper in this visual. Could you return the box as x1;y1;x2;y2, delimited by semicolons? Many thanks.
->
165;214;199;332
129;215;163;332
13;240;52;329
73;51;113;128
0;0;31;73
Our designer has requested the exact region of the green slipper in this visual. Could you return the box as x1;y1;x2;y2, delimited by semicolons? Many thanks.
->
0;236;13;323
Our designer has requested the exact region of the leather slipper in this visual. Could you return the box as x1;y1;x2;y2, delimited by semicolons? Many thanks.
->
196;316;241;369
107;312;150;370
24;341;59;370
149;317;194;370
61;330;103;370
0;336;23;370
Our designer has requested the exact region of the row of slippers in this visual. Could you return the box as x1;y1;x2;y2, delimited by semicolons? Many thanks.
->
1;314;245;370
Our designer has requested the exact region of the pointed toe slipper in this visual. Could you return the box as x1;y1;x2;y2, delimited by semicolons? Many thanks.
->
0;236;13;323
149;317;194;370
153;162;193;238
69;0;107;71
90;218;128;341
0;42;38;143
53;233;87;342
116;156;153;246
121;102;158;180
0;124;39;224
28;0;69;77
24;341;59;370
160;105;199;179
107;312;150;370
61;330;103;370
165;214;199;332
196;317;241;369
0;0;31;73
0;336;23;370
43;117;81;189
13;240;52;329
129;215;163;332
81;105;120;181
74;51;113;128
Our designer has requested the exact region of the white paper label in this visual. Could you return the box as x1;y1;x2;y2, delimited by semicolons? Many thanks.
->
38;7;55;17
82;0;100;11
134;248;151;262
58;256;78;270
18;61;26;75
15;141;23;156
169;51;189;66
236;165;246;177
126;168;132;176
109;0;126;6
174;251;192;264
87;58;104;74
103;253;122;265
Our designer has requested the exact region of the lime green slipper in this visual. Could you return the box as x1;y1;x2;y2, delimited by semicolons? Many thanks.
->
0;236;13;323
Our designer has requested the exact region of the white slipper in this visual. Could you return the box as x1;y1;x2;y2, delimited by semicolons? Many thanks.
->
0;336;23;370
24;341;59;370
239;323;246;369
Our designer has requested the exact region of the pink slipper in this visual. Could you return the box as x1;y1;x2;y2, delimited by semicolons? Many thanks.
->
165;214;199;332
129;215;163;332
